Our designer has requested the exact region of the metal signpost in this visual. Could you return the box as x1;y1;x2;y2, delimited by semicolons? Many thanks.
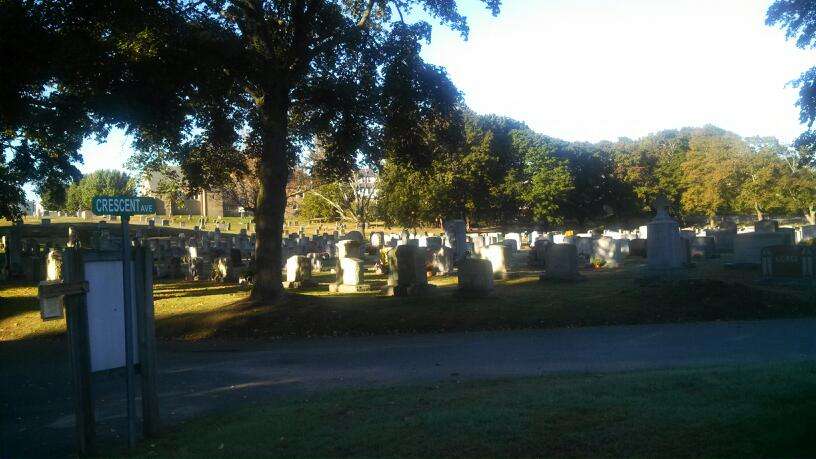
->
91;195;156;448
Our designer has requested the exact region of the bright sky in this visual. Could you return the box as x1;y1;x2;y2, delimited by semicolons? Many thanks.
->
68;0;816;180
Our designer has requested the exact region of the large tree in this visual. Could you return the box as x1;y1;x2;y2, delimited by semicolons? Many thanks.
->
679;127;749;224
1;0;498;302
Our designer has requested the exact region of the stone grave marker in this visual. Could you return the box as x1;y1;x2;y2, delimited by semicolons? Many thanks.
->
483;244;509;279
385;245;434;296
541;243;581;281
755;219;778;233
284;255;316;289
444;220;467;263
456;258;494;297
592;237;623;268
691;236;716;259
761;245;813;279
733;232;791;265
646;195;685;273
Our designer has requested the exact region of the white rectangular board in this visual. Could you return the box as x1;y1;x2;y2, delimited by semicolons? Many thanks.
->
84;260;139;372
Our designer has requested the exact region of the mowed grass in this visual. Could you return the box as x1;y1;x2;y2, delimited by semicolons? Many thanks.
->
3;255;815;342
112;361;816;458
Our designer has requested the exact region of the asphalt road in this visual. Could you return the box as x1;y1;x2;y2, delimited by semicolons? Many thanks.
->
4;317;816;458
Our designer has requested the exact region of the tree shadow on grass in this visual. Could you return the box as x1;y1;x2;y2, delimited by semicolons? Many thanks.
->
153;281;248;300
0;292;38;321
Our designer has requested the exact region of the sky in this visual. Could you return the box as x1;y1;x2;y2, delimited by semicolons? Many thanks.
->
66;0;816;180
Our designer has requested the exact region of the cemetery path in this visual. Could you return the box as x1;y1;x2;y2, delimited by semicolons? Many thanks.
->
4;317;816;458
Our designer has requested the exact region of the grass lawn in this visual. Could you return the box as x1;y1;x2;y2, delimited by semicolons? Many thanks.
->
3;256;815;343
110;361;816;458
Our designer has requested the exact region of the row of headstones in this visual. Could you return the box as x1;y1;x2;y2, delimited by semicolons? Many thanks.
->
285;243;491;296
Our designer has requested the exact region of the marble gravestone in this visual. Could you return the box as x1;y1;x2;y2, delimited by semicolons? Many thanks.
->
284;255;315;289
592;237;623;268
329;257;369;293
483;244;510;279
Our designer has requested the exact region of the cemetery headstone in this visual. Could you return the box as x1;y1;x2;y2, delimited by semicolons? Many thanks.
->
755;219;778;233
691;236;716;259
646;195;686;273
761;245;814;279
529;239;550;268
385;245;434;296
336;239;363;259
541;243;582;281
329;257;369;293
592;237;623;268
456;258;494;297
370;231;385;248
733;232;791;265
483;244;510;279
444;219;467;262
629;239;646;258
284;255;316;289
799;225;816;243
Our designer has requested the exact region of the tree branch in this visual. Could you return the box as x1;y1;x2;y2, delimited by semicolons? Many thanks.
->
391;0;404;22
357;0;376;28
310;189;353;221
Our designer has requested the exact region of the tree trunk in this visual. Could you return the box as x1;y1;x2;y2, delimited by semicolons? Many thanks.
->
806;205;816;226
754;203;764;221
708;215;716;228
357;218;366;238
251;98;290;303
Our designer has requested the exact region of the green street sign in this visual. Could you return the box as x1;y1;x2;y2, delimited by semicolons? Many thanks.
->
91;196;156;216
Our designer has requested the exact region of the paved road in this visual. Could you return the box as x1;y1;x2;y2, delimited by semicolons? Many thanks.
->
4;318;816;458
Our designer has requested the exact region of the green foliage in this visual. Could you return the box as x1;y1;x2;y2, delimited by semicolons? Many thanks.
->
511;130;573;225
767;1;816;163
37;177;68;211
299;183;345;222
679;128;749;218
377;112;575;228
299;173;377;229
611;130;689;214
64;170;135;213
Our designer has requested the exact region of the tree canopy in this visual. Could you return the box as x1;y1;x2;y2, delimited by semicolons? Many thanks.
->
1;0;500;301
375;120;816;229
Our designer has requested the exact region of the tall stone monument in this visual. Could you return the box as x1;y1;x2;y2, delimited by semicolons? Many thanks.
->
444;220;467;263
646;195;686;272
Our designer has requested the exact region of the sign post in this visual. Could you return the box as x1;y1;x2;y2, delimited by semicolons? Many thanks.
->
92;196;155;448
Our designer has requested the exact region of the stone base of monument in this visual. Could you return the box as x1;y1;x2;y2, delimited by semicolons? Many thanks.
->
382;283;438;297
283;279;318;289
328;283;372;293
